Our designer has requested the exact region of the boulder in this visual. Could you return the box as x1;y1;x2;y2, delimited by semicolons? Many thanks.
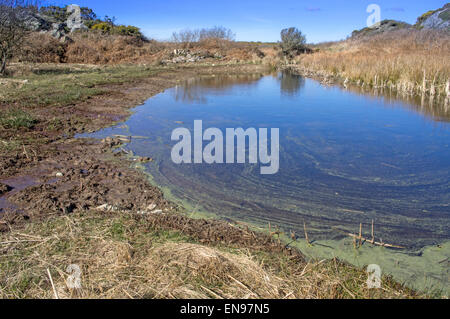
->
21;11;54;32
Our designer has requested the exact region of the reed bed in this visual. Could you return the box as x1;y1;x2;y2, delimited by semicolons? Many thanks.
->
295;29;450;97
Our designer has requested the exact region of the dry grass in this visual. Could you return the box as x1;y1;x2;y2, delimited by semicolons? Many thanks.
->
0;211;421;299
294;29;450;97
11;32;272;67
65;32;167;65
18;33;67;64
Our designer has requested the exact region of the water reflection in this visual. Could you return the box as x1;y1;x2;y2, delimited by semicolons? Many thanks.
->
344;84;450;123
82;72;450;250
277;72;306;96
172;73;268;103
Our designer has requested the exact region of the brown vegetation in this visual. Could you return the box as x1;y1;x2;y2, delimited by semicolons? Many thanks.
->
294;29;450;97
1;12;448;299
64;32;164;64
0;62;424;299
0;210;420;299
18;33;67;63
11;31;270;66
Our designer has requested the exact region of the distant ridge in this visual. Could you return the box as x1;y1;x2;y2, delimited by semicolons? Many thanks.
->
350;3;450;38
351;19;411;38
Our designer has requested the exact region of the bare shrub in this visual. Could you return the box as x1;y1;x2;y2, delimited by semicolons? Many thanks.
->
0;0;40;75
171;29;199;48
199;26;235;41
172;26;235;48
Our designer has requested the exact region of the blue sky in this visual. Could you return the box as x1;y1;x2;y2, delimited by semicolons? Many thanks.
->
47;0;448;43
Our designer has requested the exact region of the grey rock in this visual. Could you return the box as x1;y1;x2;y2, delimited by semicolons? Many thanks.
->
351;20;412;38
419;4;450;31
49;22;67;39
21;11;54;32
17;5;91;41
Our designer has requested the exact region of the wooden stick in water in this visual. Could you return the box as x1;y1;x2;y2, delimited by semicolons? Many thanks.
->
371;220;375;244
359;223;363;247
347;233;405;249
304;222;310;245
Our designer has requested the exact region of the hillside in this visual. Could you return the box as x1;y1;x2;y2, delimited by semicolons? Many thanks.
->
416;3;450;31
1;3;448;300
351;3;450;39
351;20;411;38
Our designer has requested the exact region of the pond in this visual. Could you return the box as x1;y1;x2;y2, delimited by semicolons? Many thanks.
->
81;71;450;293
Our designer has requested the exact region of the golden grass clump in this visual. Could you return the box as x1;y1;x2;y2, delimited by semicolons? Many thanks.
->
0;211;422;299
295;29;450;97
144;242;291;299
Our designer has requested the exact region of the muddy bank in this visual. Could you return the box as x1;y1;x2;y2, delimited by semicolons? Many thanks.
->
0;63;270;231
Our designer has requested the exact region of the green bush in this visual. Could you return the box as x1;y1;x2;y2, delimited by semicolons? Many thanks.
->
280;27;307;57
90;23;144;39
91;22;112;33
112;25;142;37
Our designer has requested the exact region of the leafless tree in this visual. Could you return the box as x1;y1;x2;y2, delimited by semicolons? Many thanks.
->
171;29;199;48
199;26;235;41
0;0;39;75
172;26;235;48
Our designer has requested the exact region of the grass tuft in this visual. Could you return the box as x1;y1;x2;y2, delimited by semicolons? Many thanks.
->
0;211;423;299
0;110;36;129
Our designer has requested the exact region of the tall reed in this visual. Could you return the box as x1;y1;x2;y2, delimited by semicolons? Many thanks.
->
295;29;450;97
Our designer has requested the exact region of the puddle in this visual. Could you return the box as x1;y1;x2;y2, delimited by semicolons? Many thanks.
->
0;176;40;215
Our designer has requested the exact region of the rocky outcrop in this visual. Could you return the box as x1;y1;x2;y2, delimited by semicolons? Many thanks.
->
351;4;450;39
416;3;450;31
21;4;87;41
21;11;55;32
351;20;412;38
161;49;210;64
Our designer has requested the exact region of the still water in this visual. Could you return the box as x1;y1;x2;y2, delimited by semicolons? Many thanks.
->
84;72;450;250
